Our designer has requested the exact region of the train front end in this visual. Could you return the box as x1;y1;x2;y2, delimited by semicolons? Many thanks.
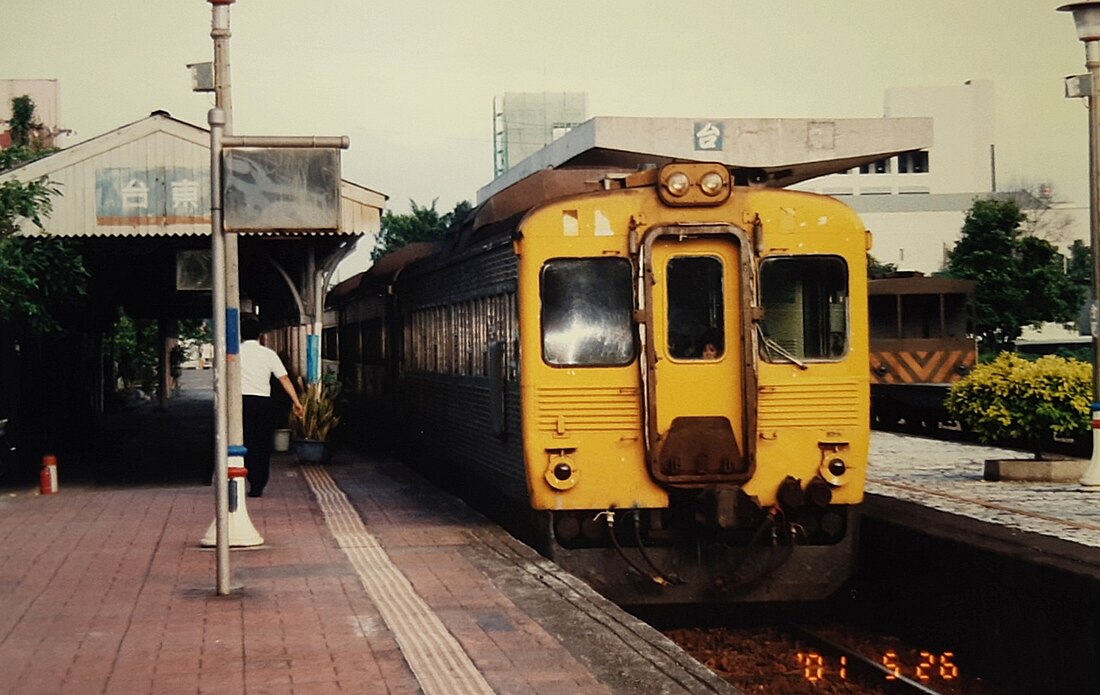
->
515;163;870;604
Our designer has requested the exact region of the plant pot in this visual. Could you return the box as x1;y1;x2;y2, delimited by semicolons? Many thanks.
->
273;428;291;452
983;457;1087;482
292;438;328;465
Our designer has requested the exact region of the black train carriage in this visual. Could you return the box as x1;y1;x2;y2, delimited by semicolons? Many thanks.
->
869;273;977;429
331;162;872;605
325;242;439;446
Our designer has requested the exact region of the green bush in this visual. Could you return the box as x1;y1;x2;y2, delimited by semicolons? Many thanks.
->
945;353;1091;458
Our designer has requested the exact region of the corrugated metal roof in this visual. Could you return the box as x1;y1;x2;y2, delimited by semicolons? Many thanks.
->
0;111;385;239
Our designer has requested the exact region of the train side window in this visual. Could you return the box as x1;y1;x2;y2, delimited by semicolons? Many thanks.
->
759;256;849;361
339;320;361;364
869;295;898;340
322;325;339;361
541;258;635;366
667;256;725;359
361;317;385;365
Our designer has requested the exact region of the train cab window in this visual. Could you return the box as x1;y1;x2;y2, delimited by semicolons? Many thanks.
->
541;258;635;366
666;256;725;359
759;256;848;361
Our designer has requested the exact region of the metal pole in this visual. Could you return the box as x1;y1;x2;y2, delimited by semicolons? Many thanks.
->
209;106;231;594
307;248;321;383
210;0;244;493
1083;38;1100;487
208;0;241;590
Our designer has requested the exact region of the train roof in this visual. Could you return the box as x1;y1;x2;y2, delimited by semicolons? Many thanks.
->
327;241;438;305
868;274;975;296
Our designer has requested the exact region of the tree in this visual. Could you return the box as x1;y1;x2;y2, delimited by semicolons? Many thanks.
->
945;353;1090;459
945;198;1082;352
1005;182;1076;244
0;175;57;237
1067;239;1092;291
1;95;59;238
0;96;87;333
867;254;898;279
371;198;473;261
0;235;87;333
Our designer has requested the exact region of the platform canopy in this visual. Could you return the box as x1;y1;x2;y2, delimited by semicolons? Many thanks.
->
0;110;384;238
479;116;934;203
0;110;385;324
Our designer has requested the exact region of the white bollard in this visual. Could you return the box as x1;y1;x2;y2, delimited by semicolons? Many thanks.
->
1080;402;1100;487
201;461;264;547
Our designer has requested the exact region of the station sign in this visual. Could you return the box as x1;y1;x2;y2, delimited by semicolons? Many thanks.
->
222;148;341;233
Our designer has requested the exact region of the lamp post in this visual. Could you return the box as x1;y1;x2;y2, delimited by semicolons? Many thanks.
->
1060;2;1100;486
208;0;240;594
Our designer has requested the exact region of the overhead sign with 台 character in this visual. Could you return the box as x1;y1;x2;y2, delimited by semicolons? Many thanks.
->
222;148;341;233
693;121;724;151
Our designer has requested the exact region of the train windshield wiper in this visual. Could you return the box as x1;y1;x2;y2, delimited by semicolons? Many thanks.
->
755;324;809;370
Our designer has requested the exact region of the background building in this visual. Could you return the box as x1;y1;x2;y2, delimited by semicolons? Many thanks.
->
493;92;587;177
1;79;65;148
793;80;1088;275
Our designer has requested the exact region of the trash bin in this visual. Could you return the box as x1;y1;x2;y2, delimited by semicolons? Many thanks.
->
273;428;291;453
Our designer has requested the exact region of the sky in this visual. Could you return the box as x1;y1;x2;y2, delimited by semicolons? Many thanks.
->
0;1;1094;274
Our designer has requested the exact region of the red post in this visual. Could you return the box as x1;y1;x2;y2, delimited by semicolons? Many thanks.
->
39;454;58;495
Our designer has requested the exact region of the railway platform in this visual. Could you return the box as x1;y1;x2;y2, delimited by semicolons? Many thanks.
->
0;371;736;695
867;431;1100;556
861;431;1100;694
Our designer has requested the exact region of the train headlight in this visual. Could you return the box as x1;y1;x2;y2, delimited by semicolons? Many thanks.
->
699;171;726;196
666;171;691;197
658;162;731;206
545;454;579;491
818;441;852;487
820;456;849;486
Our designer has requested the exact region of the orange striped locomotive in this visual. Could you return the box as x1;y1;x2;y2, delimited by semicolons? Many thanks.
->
868;274;977;429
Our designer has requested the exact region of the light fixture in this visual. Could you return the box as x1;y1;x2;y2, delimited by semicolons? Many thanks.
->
1059;2;1100;41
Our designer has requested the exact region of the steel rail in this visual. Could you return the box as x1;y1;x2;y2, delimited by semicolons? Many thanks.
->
790;625;949;695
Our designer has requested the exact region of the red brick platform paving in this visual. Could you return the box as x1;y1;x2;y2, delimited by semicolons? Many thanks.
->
0;449;737;695
0;473;416;695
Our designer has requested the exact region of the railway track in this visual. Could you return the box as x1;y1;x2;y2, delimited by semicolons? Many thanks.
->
789;625;962;695
664;621;1004;694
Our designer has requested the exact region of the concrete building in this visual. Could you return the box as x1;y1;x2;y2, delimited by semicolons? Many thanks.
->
492;92;587;177
1;79;65;148
793;79;1088;275
489;81;1087;277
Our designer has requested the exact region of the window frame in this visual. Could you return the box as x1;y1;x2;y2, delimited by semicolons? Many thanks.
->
757;254;851;363
539;256;637;368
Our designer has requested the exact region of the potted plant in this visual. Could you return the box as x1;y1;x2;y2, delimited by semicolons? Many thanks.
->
289;375;341;464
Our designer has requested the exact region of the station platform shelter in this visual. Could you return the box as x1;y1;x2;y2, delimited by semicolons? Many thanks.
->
0;111;383;482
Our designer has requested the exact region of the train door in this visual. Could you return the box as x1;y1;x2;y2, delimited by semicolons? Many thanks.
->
642;227;753;487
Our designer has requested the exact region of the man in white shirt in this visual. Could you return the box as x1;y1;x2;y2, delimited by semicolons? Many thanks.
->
240;316;304;497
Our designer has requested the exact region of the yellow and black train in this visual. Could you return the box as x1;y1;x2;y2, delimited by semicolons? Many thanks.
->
868;274;977;430
327;161;871;605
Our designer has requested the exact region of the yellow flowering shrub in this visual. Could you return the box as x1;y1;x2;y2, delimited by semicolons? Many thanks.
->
945;352;1091;457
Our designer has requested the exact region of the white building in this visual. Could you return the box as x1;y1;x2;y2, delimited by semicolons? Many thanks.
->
794;79;1088;275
